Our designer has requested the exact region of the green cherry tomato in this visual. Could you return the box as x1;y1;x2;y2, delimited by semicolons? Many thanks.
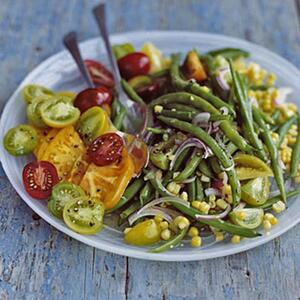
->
229;208;264;229
241;177;270;206
76;106;110;145
27;96;53;128
22;84;55;105
40;96;80;128
3;124;38;156
48;182;86;219
63;197;105;235
124;219;161;246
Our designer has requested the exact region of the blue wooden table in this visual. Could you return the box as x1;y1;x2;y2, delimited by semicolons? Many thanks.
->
0;1;300;299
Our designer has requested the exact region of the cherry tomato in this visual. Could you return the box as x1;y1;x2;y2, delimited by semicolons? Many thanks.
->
87;133;124;166
74;88;113;113
22;161;59;199
136;82;160;102
117;52;150;80
84;59;114;88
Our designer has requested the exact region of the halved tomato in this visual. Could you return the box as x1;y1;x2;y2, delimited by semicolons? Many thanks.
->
34;128;59;160
84;59;114;88
39;126;85;180
76;106;110;145
22;161;59;199
74;87;112;113
80;148;135;209
67;154;90;185
87;132;124;166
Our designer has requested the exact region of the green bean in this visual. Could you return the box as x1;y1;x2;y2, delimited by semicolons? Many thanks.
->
205;48;250;60
113;103;126;130
146;127;169;134
162;148;191;184
174;153;202;183
139;181;154;206
160;109;196;121
290;114;300;177
260;111;274;125
151;92;252;152
198;160;214;178
121;79;145;105
253;106;286;202
229;60;267;161
195;178;204;201
247;189;300;210
209;157;222;174
111;96;119;120
249;84;269;91
147;170;257;237
165;103;200;114
187;181;196;201
226;142;238;156
170;54;236;116
276;115;297;147
157;116;241;206
150;68;169;78
120;202;140;220
107;178;144;213
271;109;280;124
149;227;188;253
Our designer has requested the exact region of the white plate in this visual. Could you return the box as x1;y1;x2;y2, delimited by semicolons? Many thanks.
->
1;31;300;261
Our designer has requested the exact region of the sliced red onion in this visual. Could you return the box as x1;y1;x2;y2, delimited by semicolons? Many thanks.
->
170;138;212;170
192;112;211;125
211;179;224;189
180;176;197;184
128;207;173;225
204;188;222;197
233;202;246;211
215;67;230;91
142;196;190;211
195;204;231;221
273;87;293;106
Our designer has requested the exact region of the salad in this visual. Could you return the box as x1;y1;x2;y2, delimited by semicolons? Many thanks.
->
3;41;300;253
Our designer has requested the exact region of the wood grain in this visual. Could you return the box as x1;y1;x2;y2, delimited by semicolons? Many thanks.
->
0;0;300;299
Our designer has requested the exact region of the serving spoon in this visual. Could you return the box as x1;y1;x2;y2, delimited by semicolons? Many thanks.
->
63;32;149;175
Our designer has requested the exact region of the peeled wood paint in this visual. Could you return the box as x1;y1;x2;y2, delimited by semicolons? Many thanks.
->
0;0;300;299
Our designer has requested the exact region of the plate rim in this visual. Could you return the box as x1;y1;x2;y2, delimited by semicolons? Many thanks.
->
1;30;300;261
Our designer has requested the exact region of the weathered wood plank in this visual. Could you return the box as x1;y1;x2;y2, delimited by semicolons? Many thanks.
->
0;0;300;300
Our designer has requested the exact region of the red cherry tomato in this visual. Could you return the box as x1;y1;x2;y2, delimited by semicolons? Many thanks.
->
84;59;115;88
117;52;150;80
22;161;59;200
136;82;160;102
87;133;124;166
74;87;113;113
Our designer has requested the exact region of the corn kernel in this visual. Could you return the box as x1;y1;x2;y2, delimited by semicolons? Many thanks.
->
287;103;297;113
192;201;201;210
235;211;246;220
271;132;279;142
154;105;163;113
154;215;163;223
200;175;210;182
124;227;132;234
225;195;233;204
159;221;169;230
272;201;286;214
167;182;181;195
216;199;228;210
231;235;241;244
191;236;202;247
263;220;272;231
267;73;276;86
188;226;199;237
224;184;232;195
288;128;297;137
161;229;171;240
215;232;224;242
198;201;210;214
178;217;190;230
180;191;188;201
209;194;216;202
287;135;296;145
209;197;216;208
291;124;297;130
